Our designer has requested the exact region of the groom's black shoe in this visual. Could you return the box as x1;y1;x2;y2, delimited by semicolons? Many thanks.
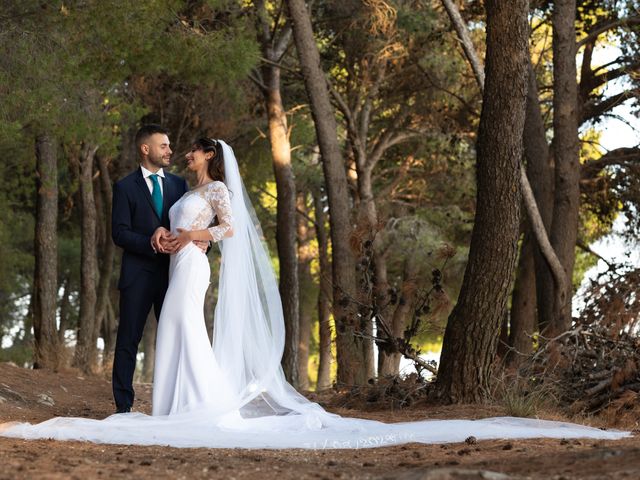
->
116;406;131;414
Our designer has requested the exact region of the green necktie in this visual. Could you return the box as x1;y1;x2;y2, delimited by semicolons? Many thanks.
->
150;174;163;218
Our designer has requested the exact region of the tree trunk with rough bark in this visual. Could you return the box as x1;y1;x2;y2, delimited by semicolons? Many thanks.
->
509;57;555;355
287;0;366;385
548;0;580;334
266;68;300;387
508;228;536;362
435;0;528;403
440;0;560;343
93;154;115;366
33;133;60;369
524;56;555;333
72;144;99;372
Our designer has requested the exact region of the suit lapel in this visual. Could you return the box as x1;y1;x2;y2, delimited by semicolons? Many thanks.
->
162;174;174;222
135;168;161;221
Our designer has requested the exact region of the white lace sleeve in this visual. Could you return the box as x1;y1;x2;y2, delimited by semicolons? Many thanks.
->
205;181;233;242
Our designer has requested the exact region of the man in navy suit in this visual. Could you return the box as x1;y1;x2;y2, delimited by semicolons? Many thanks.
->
111;124;189;413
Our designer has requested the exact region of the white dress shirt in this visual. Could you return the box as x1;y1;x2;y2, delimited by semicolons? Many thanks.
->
140;165;165;196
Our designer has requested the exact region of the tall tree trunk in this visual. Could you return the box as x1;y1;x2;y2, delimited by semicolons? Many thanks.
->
33;133;60;369
93;154;115;367
357;169;382;381
265;66;300;387
507;228;536;363
523;57;555;335
497;309;510;359
435;0;528;402
256;3;300;386
313;185;333;391
509;57;555;358
287;0;366;385
548;0;580;334
72;144;99;372
441;0;562;340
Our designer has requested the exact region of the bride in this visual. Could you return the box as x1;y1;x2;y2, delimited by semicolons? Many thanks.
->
0;139;629;449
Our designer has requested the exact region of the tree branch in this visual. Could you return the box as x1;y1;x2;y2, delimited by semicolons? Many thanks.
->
520;164;569;318
581;88;640;124
576;240;614;270
416;63;480;117
274;24;293;59
439;0;485;90
258;56;301;76
581;147;640;177
359;62;387;147
367;107;414;170
255;0;272;49
329;83;368;168
577;16;640;49
592;56;630;75
248;69;268;93
587;61;640;92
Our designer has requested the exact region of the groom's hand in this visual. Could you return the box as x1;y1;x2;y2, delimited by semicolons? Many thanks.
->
151;227;175;253
193;240;209;253
159;235;180;254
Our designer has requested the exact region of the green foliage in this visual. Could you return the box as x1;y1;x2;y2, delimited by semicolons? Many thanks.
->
0;0;261;355
573;247;599;292
0;193;34;334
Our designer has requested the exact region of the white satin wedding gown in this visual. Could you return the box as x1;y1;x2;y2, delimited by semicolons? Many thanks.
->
0;141;630;449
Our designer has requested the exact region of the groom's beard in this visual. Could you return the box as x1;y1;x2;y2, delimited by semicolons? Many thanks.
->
149;152;171;168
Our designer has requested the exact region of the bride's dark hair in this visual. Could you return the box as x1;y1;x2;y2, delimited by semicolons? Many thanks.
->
194;138;225;183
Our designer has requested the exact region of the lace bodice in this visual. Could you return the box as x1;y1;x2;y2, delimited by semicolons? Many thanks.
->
168;181;233;242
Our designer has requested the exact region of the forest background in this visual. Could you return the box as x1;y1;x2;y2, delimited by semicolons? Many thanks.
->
0;0;639;405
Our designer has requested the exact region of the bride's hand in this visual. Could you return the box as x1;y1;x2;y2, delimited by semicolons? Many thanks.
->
174;228;193;252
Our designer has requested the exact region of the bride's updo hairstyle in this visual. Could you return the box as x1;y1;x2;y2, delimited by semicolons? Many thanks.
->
194;138;225;183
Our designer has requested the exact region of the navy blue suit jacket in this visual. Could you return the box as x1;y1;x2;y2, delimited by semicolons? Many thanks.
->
112;167;188;290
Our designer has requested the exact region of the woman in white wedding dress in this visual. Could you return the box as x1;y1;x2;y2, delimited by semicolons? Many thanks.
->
0;139;630;449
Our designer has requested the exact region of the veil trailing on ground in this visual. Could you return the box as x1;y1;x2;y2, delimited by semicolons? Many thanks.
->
212;140;327;420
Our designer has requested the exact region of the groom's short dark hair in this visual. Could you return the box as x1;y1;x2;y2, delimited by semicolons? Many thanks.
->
135;124;169;151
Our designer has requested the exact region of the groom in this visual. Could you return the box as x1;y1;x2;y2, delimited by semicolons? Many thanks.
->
111;124;189;413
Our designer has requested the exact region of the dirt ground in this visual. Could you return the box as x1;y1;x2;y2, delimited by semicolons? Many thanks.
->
0;362;638;479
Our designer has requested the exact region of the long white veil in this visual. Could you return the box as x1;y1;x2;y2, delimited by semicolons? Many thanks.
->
212;140;327;420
